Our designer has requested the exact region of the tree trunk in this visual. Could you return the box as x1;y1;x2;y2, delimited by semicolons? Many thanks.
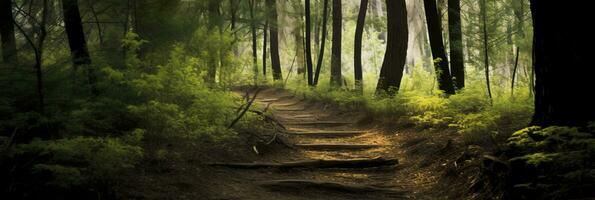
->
423;0;455;95
480;0;492;101
62;0;97;95
206;0;221;85
293;0;306;77
305;0;314;85
447;0;464;90
354;0;368;92
0;0;18;65
529;0;594;126
263;19;268;76
249;0;259;83
313;0;329;86
330;0;342;87
375;0;408;95
267;0;282;80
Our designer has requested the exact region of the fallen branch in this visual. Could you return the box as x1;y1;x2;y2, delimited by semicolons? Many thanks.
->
229;88;262;129
208;157;398;169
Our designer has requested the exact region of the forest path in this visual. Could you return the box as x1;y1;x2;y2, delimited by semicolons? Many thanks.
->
201;87;415;200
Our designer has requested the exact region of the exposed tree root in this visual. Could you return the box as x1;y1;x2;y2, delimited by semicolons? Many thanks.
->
259;179;407;196
285;130;365;138
294;143;382;150
208;157;397;169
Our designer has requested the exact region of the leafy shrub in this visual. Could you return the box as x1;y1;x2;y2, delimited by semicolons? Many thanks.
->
507;125;595;199
11;136;142;192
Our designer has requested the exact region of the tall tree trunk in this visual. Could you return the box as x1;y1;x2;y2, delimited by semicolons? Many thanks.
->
354;0;369;92
313;0;329;86
447;0;464;90
0;0;18;65
263;19;268;77
206;0;221;85
305;0;314;85
330;0;342;87
530;0;594;126
292;0;306;77
267;0;282;80
62;0;97;95
480;0;492;101
249;0;259;83
423;0;455;95
375;0;408;95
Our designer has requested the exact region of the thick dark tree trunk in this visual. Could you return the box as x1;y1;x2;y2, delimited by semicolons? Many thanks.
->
530;1;594;126
447;0;464;90
330;0;342;87
62;0;97;94
313;0;329;86
1;0;18;65
267;0;282;80
375;0;408;95
305;0;314;85
423;0;455;95
354;0;368;92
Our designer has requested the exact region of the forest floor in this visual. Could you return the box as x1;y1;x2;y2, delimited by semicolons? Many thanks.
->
120;87;480;200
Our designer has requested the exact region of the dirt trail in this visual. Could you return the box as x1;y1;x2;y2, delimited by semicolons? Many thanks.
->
196;88;417;200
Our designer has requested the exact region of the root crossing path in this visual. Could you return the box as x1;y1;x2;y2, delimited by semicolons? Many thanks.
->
203;88;415;200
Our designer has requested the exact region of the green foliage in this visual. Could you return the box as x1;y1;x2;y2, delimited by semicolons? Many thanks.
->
14;136;142;189
507;125;595;199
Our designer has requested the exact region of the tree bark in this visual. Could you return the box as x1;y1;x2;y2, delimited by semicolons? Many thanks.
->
267;0;282;80
263;19;268;76
313;0;329;86
62;0;97;95
330;0;342;87
249;0;259;83
529;0;594;126
0;0;18;65
423;0;455;95
305;0;314;85
480;0;492;101
447;0;464;90
354;0;368;92
376;0;408;95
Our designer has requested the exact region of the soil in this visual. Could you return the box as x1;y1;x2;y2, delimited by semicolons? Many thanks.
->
119;87;484;200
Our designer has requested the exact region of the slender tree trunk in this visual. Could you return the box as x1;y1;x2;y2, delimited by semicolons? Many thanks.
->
263;20;268;77
511;46;519;97
375;0;408;95
62;0;97;95
330;0;342;87
530;0;594;126
249;0;259;83
313;0;329;86
480;0;492;101
0;0;18;65
354;0;368;92
267;0;282;80
305;0;314;85
447;0;464;90
423;0;455;95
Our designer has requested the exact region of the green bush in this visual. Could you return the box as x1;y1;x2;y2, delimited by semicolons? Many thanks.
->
507;125;595;199
14;136;142;189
